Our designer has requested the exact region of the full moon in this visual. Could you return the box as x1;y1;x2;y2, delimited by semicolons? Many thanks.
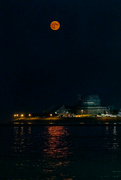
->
50;21;60;30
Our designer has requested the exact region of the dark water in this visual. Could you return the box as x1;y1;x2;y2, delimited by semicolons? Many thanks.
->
0;125;121;179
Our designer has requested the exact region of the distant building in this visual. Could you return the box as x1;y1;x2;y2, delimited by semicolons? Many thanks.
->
55;105;72;117
43;95;108;117
42;105;73;117
76;95;107;115
43;104;75;117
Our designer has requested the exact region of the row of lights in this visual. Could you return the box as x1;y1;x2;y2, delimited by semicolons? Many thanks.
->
14;114;31;117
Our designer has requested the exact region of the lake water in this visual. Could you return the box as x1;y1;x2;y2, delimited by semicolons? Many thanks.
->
0;125;121;179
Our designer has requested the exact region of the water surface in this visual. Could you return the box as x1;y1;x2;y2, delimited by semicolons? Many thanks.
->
0;125;121;179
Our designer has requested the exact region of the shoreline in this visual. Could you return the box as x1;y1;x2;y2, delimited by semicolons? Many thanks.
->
1;116;120;126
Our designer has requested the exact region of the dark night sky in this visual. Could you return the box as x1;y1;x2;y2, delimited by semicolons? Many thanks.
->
0;0;121;120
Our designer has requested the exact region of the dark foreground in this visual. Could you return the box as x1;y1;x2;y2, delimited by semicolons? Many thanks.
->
0;125;121;179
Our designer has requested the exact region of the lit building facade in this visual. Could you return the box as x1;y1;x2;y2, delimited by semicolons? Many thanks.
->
76;95;107;115
43;95;108;117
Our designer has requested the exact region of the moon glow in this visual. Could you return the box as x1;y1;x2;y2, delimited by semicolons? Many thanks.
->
50;21;60;30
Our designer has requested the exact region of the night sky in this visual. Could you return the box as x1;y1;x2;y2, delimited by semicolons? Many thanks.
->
0;0;121;121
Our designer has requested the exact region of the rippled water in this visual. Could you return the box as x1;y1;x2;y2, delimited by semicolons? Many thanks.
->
0;125;121;179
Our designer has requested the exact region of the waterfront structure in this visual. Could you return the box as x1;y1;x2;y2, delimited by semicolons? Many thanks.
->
44;95;108;117
76;95;108;115
43;105;73;117
55;105;75;117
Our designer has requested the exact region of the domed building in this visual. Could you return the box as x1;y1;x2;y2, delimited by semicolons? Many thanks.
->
80;95;101;107
76;94;107;115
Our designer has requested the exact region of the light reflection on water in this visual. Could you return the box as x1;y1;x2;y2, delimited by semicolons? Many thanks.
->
103;126;119;151
13;126;32;154
112;126;119;150
0;125;121;179
44;126;69;158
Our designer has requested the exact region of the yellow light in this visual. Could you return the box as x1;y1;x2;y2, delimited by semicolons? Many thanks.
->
21;114;24;117
27;122;32;125
49;122;54;124
16;114;19;117
50;114;53;117
105;122;109;124
14;114;16;117
28;114;31;117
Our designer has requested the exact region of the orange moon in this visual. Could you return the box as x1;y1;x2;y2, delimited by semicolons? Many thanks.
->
50;21;60;30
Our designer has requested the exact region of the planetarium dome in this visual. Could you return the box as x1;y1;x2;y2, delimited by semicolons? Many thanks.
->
80;95;101;107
